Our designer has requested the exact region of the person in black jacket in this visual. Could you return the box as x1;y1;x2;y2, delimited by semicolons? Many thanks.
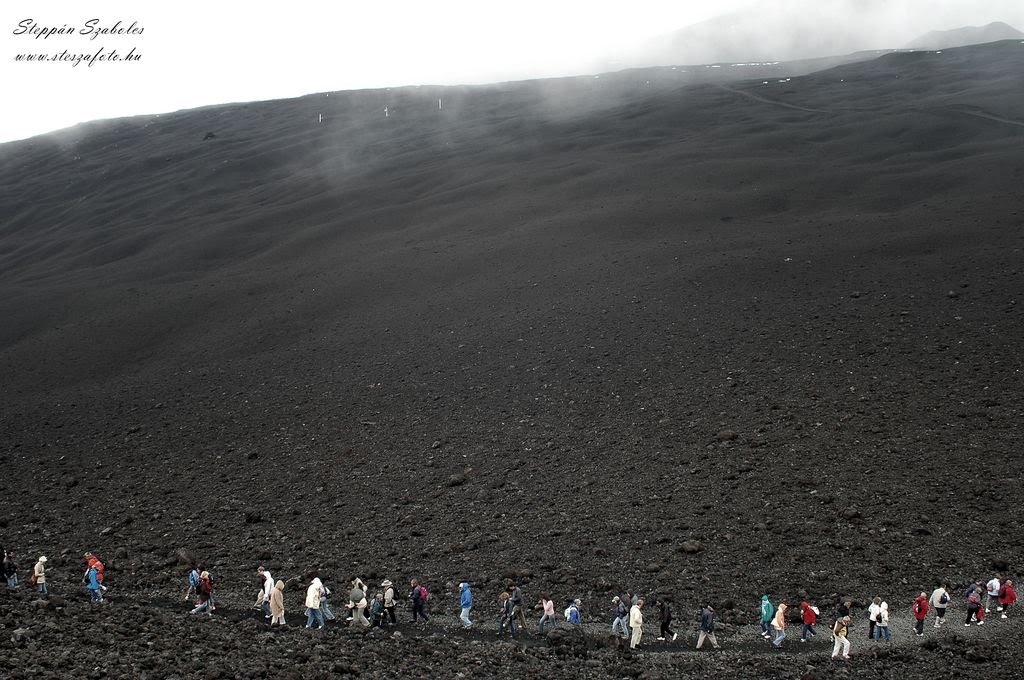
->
696;604;721;649
3;550;17;590
656;598;677;641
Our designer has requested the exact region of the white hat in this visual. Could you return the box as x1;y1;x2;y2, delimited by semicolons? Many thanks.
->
39;556;47;562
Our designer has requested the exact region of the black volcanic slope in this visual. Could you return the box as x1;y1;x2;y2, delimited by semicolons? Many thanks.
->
1;41;1023;678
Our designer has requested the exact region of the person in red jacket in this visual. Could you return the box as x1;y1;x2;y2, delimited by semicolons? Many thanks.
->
799;601;818;642
912;592;930;636
999;580;1017;619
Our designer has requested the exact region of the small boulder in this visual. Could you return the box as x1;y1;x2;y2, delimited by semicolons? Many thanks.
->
679;540;704;554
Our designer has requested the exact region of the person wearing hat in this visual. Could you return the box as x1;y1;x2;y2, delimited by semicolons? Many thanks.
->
611;596;630;639
381;579;398;625
459;582;474;629
3;550;18;590
32;556;47;595
831;615;852;660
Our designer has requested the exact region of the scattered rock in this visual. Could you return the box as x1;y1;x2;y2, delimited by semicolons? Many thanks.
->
679;540;704;554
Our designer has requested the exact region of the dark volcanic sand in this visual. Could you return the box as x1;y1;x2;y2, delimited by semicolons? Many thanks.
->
1;40;1023;678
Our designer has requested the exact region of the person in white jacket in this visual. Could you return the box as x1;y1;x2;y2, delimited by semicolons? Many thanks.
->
306;578;325;628
629;598;645;649
255;566;274;619
986;575;1002;613
929;584;951;627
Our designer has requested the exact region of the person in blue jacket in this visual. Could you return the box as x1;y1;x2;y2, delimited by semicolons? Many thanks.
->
459;582;473;629
86;566;103;603
568;599;581;624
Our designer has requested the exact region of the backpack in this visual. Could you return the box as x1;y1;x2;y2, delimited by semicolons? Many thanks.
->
810;605;820;616
939;592;949;605
564;606;573;621
912;601;921;616
416;585;429;602
189;570;200;588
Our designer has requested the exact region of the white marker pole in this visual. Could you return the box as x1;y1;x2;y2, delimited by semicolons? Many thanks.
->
318;113;322;123
438;97;442;110
384;106;389;118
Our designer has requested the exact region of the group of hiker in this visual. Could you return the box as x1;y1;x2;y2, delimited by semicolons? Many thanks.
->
4;548;1017;659
756;576;1017;660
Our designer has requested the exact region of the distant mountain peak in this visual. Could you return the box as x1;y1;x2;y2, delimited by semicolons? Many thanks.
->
907;21;1024;50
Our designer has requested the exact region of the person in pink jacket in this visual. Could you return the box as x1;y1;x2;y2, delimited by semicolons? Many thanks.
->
538;593;558;634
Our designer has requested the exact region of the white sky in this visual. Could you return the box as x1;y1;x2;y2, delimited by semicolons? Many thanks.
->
0;0;1021;143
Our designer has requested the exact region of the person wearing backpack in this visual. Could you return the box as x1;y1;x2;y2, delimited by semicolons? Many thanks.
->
831;616;852;660
410;578;430;623
381;579;398;626
799;601;818;642
759;595;774;639
611;596;630;639
459;582;473;629
256;566;274;619
348;577;370;627
83;553;106;588
912;592;929;636
32;556;47;595
867;597;881;640
873;601;891;640
998;580;1016;618
189;571;214;616
929;584;950;627
567;599;581;625
965;586;986;626
86;564;103;603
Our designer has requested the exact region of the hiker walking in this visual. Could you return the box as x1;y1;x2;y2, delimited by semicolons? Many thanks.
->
771;602;788;648
497;590;517;639
410;578;430;623
874;601;891;640
912;592;929;636
629;598;645;649
965;586;985;626
831;616;852;660
611;596;630;639
460;582;473;629
929;584;950;627
86;563;103;603
510;581;527;631
3;551;18;589
657;598;677;641
986;574;1002;613
32;556;47;595
381;579;398;625
696;604;720;649
538;593;557;634
998;580;1016;618
567;599;581;625
189;571;214;615
305;578;325;629
270;580;286;625
759;595;774;639
256;566;274;619
185;564;200;602
348;577;370;627
800;601;819;642
867;597;881;639
319;579;336;622
369;592;386;627
83;553;106;591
